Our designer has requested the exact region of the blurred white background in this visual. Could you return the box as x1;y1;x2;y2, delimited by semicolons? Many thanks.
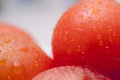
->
0;0;80;58
0;0;119;58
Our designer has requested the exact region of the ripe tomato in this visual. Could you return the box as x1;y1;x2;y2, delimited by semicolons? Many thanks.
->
52;0;120;79
0;23;32;39
0;33;52;80
32;66;110;80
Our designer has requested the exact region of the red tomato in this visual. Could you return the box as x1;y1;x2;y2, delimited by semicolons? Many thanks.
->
0;23;32;39
52;0;120;79
32;66;110;80
0;33;52;80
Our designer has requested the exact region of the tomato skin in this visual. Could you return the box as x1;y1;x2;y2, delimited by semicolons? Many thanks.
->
0;33;52;80
52;0;120;79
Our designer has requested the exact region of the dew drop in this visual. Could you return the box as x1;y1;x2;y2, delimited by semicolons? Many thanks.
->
105;46;109;49
76;28;83;31
34;61;39;66
4;39;11;44
20;47;29;52
97;35;101;40
98;41;104;46
8;76;12;80
77;45;81;48
78;15;84;20
92;9;100;15
113;33;117;37
81;51;85;55
0;59;6;66
65;31;69;34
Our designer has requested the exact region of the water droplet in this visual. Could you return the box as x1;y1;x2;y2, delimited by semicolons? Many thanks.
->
77;45;81;48
4;39;11;44
8;76;12;80
81;51;85;55
98;41;104;46
105;46;109;49
71;11;76;15
0;59;6;66
112;31;117;37
12;61;24;75
34;61;38;66
92;9;100;15
76;28;83;31
78;15;84;20
20;47;29;52
95;21;100;25
65;31;69;34
97;35;101;40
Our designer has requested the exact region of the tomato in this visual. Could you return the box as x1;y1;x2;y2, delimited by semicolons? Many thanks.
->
0;23;32;40
52;0;120;79
32;66;110;80
0;33;52;80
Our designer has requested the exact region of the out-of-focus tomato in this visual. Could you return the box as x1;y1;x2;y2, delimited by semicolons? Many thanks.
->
0;33;52;80
0;23;32;40
52;0;120;79
32;66;110;80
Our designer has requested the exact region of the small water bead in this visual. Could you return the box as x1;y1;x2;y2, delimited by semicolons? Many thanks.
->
81;51;85;55
13;61;24;75
76;28;83;31
76;46;81;53
92;8;100;15
65;31;69;34
98;41;104;46
97;34;102;40
105;46;109;49
8;76;12;80
78;15;84;20
34;61;39;67
20;47;29;52
4;39;11;44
